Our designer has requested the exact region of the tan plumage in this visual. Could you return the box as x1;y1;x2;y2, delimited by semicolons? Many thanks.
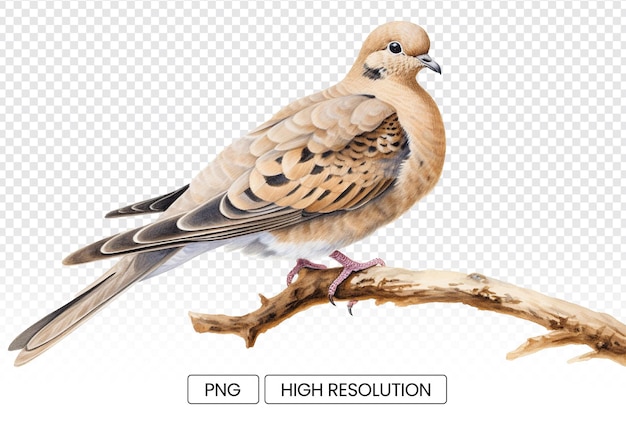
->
9;21;445;365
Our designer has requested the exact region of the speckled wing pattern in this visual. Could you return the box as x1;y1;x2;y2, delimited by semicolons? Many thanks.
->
64;91;409;265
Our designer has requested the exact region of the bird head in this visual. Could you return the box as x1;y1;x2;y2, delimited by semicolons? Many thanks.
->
348;21;441;85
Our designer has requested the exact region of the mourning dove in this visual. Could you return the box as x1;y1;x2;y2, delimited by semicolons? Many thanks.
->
9;21;445;365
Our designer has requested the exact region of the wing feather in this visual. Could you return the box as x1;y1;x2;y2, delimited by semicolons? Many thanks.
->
63;89;409;265
104;184;190;218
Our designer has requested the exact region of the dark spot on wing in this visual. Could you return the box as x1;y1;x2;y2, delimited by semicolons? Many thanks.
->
266;173;290;187
300;147;314;162
319;189;331;199
311;164;324;175
285;185;300;196
244;188;263;203
335;183;356;203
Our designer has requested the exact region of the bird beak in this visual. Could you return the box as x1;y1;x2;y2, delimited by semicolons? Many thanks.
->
416;54;441;74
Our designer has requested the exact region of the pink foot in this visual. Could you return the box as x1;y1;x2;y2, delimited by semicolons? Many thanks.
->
286;251;385;314
327;250;385;308
286;258;327;286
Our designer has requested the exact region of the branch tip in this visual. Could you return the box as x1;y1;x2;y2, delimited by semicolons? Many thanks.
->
259;293;269;306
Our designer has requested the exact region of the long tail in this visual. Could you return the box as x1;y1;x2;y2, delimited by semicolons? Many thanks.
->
9;248;179;366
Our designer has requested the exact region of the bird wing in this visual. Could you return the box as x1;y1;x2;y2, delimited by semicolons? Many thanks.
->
63;90;409;265
104;184;190;218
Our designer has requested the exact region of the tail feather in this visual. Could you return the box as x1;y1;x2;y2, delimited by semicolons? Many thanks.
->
9;248;178;366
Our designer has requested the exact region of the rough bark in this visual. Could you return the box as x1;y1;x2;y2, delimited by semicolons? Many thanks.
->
189;266;626;365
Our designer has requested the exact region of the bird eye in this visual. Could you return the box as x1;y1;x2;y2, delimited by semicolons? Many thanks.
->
387;41;403;54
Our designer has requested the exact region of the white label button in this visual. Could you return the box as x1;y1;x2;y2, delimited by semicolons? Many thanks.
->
188;375;259;404
265;375;446;404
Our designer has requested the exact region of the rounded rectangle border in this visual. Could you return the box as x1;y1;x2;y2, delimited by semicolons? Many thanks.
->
264;374;447;404
187;374;260;404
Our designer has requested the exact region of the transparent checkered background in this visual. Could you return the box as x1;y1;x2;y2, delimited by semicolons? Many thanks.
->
1;1;624;426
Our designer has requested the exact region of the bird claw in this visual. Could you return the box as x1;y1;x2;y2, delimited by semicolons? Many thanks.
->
286;258;327;286
347;300;357;316
326;251;384;313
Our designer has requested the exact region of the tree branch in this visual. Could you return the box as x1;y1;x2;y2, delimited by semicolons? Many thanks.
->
189;266;626;366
